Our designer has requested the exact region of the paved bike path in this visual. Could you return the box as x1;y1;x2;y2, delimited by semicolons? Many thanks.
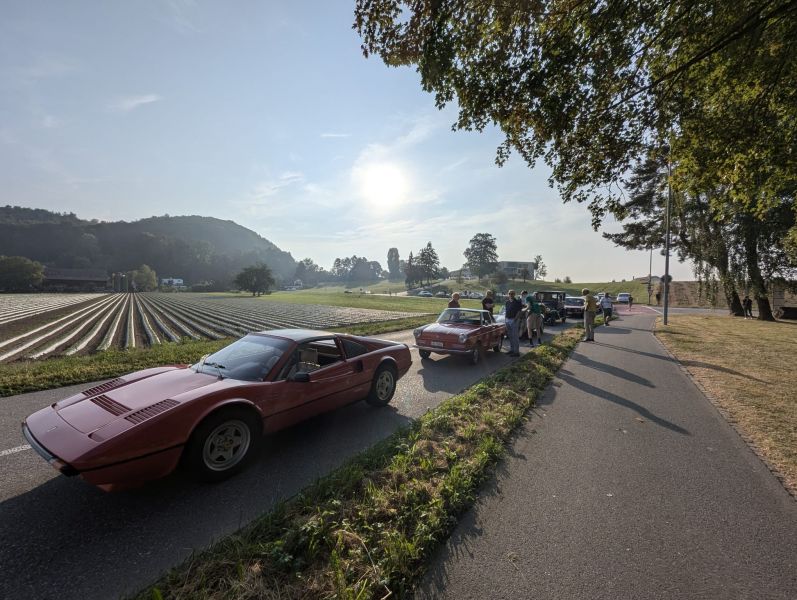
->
418;313;797;599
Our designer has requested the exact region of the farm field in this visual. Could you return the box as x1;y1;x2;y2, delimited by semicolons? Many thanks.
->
0;292;425;363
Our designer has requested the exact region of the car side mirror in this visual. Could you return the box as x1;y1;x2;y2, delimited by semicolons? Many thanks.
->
290;372;311;383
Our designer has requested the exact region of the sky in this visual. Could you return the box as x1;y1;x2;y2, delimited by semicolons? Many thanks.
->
0;1;693;282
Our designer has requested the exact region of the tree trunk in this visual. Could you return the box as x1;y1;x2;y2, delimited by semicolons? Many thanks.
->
741;215;775;321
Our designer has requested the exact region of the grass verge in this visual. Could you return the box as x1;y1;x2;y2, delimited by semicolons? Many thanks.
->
0;317;431;397
138;328;581;600
656;315;797;494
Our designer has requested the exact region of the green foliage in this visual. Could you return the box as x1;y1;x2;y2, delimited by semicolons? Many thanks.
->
387;247;401;280
0;255;44;291
130;264;158;291
463;233;498;278
234;262;275;296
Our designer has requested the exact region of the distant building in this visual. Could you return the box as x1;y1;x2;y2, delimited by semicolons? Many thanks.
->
42;267;109;292
497;261;536;279
161;277;184;287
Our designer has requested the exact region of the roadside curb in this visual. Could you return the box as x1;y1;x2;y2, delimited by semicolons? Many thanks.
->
652;318;796;502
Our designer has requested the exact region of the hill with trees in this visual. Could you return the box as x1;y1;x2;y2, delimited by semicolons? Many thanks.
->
0;206;296;288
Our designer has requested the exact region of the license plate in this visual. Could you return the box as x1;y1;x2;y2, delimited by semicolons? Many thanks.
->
430;341;444;347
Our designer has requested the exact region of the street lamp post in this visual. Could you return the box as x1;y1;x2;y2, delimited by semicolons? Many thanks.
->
663;156;673;325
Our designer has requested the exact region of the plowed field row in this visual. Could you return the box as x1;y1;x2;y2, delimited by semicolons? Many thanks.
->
0;292;424;362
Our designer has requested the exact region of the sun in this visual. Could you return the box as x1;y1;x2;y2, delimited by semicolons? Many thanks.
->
353;161;409;214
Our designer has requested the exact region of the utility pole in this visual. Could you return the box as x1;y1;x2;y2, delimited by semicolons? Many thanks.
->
663;154;673;325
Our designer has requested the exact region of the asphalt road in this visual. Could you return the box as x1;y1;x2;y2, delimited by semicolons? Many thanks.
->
0;321;571;600
417;312;797;599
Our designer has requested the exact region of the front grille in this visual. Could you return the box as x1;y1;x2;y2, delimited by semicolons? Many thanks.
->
91;394;129;416
82;378;126;397
125;399;179;424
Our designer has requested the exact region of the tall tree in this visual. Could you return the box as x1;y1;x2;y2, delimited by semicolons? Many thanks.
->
463;233;498;279
387;247;401;280
519;267;530;282
417;242;440;284
533;255;547;280
0;255;43;292
130;264;157;291
234;263;275;296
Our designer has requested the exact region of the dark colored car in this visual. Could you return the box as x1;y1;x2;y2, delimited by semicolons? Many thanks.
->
564;296;585;318
414;308;505;365
537;291;567;323
22;329;411;491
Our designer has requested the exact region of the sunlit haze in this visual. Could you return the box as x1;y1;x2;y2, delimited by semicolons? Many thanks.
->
0;1;693;282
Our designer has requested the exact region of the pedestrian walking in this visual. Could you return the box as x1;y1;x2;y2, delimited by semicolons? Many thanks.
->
743;295;754;319
600;293;613;325
582;288;597;341
504;289;523;356
628;294;634;310
526;291;544;346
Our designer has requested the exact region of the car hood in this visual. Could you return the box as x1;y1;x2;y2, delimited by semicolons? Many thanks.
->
55;367;223;434
419;322;480;337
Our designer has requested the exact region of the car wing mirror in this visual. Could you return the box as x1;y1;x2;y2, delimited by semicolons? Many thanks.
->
290;372;311;383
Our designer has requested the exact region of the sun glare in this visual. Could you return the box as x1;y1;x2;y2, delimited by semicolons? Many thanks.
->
354;162;409;214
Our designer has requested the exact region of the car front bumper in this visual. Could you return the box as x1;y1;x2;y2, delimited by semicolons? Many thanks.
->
22;422;78;476
414;343;474;355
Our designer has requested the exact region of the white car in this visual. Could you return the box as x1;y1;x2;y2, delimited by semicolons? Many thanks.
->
616;292;631;303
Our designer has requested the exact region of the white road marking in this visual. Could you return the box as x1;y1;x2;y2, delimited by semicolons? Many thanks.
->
0;444;31;457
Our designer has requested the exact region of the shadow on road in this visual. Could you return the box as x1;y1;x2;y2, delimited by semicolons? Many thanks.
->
569;352;655;388
544;369;691;436
0;401;413;600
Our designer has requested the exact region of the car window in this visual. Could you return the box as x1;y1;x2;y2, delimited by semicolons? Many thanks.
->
193;334;291;381
437;308;483;326
278;338;345;380
341;338;368;358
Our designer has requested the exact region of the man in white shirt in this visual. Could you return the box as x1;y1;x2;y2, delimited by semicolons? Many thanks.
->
600;293;614;325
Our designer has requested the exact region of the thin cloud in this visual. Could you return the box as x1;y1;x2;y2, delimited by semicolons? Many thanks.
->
320;132;351;138
109;94;162;113
250;171;305;200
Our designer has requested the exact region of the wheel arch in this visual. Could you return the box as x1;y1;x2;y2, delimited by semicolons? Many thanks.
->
188;399;264;442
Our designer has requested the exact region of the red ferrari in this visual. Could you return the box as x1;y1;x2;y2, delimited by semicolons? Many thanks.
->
22;329;411;491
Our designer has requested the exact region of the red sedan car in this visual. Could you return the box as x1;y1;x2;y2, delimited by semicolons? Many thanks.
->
22;329;411;491
413;308;504;364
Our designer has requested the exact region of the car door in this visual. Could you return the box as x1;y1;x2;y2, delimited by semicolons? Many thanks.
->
260;337;361;432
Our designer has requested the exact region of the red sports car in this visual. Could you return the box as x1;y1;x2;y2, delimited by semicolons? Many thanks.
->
413;308;505;364
22;329;411;491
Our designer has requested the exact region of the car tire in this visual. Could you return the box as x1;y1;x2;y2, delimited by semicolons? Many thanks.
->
366;363;397;407
493;336;503;353
470;348;480;365
419;349;431;359
184;407;261;483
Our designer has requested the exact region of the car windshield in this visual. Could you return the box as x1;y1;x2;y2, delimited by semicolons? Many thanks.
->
437;308;483;325
566;297;585;305
192;334;292;381
538;292;562;301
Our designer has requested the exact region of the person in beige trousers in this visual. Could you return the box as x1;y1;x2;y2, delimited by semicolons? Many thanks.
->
582;288;597;341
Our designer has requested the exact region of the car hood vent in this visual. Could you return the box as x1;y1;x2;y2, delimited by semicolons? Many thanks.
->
91;394;129;416
125;399;179;425
83;378;126;397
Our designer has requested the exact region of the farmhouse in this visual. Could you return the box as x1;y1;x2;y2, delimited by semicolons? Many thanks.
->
42;267;109;292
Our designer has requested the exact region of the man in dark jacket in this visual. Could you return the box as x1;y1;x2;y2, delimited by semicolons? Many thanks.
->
504;290;523;356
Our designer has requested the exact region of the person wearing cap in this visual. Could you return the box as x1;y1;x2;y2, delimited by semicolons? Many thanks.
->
504;289;523;356
582;288;597;341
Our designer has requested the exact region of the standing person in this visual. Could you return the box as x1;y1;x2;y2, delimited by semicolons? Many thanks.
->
504;289;523;356
582;288;597;341
448;292;461;308
526;292;544;346
600;293;613;325
518;290;530;339
628;294;634;309
482;290;495;321
743;295;754;319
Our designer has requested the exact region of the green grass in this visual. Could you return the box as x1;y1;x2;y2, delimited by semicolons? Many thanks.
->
137;327;582;600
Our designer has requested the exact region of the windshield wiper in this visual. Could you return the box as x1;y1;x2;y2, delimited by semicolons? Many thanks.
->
204;361;226;380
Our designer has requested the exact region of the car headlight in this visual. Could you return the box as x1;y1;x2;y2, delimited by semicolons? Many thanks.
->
414;328;424;337
458;333;468;343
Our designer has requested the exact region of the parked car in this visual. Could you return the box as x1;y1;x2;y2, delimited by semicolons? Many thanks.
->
617;292;631;303
417;290;433;297
22;329;412;491
564;296;585;318
537;290;567;323
414;308;505;365
435;291;449;298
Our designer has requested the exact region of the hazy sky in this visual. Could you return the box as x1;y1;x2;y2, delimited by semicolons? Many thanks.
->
0;1;692;282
